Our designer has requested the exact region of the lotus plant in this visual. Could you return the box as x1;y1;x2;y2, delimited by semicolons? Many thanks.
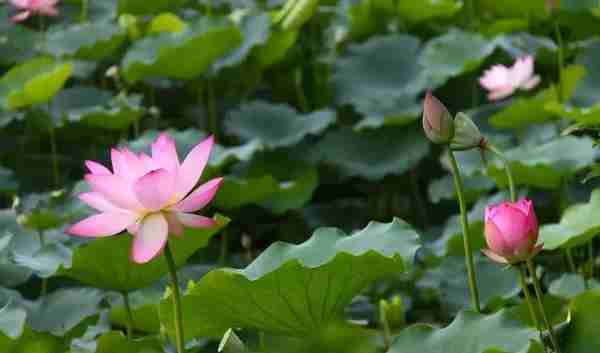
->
479;55;541;101
482;198;560;353
9;0;60;22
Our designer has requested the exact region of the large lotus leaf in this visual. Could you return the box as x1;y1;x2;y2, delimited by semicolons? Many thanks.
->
0;327;64;353
225;101;335;148
24;287;104;336
0;22;37;66
0;300;26;340
122;17;242;82
541;189;600;250
419;255;519;314
387;309;542;353
159;219;421;339
215;151;318;212
127;129;264;174
572;39;600;106
45;22;126;60
419;29;499;89
310;126;429;181
51;86;144;130
353;92;421;130
212;13;271;72
549;274;600;299
0;57;72;111
486;136;595;189
332;34;424;107
60;215;229;292
545;101;600;125
562;289;600;353
250;29;299;69
477;0;548;20
118;0;189;15
397;0;462;23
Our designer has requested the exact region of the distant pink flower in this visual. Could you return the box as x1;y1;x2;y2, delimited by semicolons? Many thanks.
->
9;0;59;22
479;56;541;101
67;134;223;264
482;198;543;265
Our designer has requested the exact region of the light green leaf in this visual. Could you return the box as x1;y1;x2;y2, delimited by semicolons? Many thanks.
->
489;89;558;128
159;218;421;339
387;309;542;353
122;17;242;82
60;215;229;292
0;57;72;111
397;0;462;23
0;300;26;340
486;136;595;189
562;289;600;353
45;22;126;60
117;0;189;15
549;274;600;299
310;126;429;181
541;189;600;250
51;86;144;130
225;101;335;148
147;13;187;34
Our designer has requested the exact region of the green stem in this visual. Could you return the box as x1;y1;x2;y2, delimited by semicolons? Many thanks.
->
164;243;185;353
206;80;218;139
294;68;309;113
80;0;89;22
526;259;561;353
448;150;481;312
259;332;266;352
218;230;228;266
49;126;59;188
565;248;577;273
38;231;48;297
519;265;545;351
554;21;565;103
122;292;134;341
486;144;516;202
379;302;392;350
589;241;594;280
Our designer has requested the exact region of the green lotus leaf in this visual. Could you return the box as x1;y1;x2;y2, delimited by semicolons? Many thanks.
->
45;22;126;60
122;17;242;82
159;218;421;339
0;57;72;111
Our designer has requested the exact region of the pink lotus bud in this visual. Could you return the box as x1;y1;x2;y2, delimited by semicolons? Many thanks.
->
422;91;454;144
482;198;543;265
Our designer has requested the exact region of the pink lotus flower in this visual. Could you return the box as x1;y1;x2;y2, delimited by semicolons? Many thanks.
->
9;0;59;22
479;56;541;101
482;198;543;265
67;134;223;264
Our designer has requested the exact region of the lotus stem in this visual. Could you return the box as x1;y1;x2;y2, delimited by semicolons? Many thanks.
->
164;242;185;353
486;144;516;202
526;259;561;353
519;265;546;351
122;291;135;341
448;149;481;312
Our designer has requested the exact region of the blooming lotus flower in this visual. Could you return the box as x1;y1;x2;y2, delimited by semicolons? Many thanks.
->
9;0;59;22
482;198;543;265
479;56;541;101
67;134;223;264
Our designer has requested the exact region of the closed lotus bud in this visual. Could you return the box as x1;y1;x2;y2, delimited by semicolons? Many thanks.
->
450;112;484;151
482;198;543;265
422;92;454;144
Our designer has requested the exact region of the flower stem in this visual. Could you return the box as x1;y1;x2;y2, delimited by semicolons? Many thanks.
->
164;243;185;353
519;265;545;350
80;0;89;22
49;126;59;187
486;144;516;202
526;259;561;353
448;149;481;312
379;302;392;350
565;248;577;273
206;80;218;140
588;241;594;280
122;292;135;341
554;21;565;103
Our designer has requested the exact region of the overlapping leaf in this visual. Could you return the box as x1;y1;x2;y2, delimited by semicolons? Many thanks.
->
45;22;126;60
159;218;421;339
